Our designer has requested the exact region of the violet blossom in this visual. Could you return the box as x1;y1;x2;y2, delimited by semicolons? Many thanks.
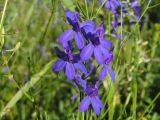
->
52;43;87;80
99;51;115;80
99;0;120;13
58;10;84;49
80;25;112;64
52;9;115;116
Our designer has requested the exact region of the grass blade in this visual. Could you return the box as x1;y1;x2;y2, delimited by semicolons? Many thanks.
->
0;59;55;118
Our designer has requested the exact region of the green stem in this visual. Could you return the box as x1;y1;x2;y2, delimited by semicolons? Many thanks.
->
85;0;89;19
0;0;9;26
120;0;123;40
107;10;111;36
136;0;152;26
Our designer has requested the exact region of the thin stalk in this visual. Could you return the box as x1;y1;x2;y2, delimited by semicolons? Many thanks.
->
120;0;123;40
148;2;160;9
90;0;95;19
93;0;106;19
0;0;9;26
140;92;160;120
107;10;111;36
136;0;152;26
85;0;89;19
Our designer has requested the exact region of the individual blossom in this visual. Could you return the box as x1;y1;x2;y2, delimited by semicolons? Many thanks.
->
99;51;115;80
52;43;87;80
80;25;112;64
78;78;103;116
99;0;120;13
58;10;84;49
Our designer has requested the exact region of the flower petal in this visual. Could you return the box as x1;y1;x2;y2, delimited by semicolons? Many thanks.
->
65;10;79;23
75;74;87;90
81;20;95;40
65;62;75;80
81;20;95;28
94;47;104;64
71;94;78;100
74;62;87;75
54;47;68;60
106;65;115;80
80;20;95;34
133;6;140;19
58;29;73;47
79;96;91;112
95;25;105;39
52;59;66;72
80;43;94;61
74;32;84;49
72;54;80;63
105;1;110;9
99;65;107;80
95;96;103;108
91;98;101;115
100;38;112;49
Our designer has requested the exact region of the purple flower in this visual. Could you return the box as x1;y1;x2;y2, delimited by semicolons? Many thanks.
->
52;9;117;116
58;10;84;49
129;0;140;19
71;94;78;100
78;79;103;115
52;45;87;80
81;20;95;41
100;0;120;13
80;25;111;64
99;52;115;80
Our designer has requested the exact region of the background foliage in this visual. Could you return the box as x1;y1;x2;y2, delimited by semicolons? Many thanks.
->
0;0;160;120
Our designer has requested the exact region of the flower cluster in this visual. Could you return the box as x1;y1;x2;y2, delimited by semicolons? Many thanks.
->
52;10;115;115
100;0;140;38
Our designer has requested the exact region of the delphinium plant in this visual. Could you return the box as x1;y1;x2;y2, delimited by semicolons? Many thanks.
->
1;0;160;119
52;0;141;117
52;9;115;116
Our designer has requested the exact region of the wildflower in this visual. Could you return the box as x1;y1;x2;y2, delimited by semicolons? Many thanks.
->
52;44;87;80
53;8;116;116
99;51;115;80
78;79;103;115
80;25;111;64
100;0;120;13
58;10;84;49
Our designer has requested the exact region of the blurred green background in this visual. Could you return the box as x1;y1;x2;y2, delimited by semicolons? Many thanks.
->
0;0;160;120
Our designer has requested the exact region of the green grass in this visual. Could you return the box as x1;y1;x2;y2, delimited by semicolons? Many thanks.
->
0;0;160;120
